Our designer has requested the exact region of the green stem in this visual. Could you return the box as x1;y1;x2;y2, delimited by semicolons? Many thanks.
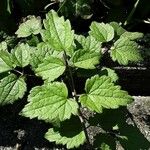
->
124;0;140;26
63;51;91;148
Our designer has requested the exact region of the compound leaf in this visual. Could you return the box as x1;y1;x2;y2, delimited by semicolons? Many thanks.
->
71;49;100;69
110;38;143;65
0;74;27;105
45;116;86;149
21;82;78;123
15;16;42;37
80;75;133;113
12;43;30;67
35;56;66;81
41;10;74;54
0;50;14;73
89;22;114;42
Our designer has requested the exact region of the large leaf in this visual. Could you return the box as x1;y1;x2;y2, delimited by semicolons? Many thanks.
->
21;82;78;123
110;38;143;65
35;56;66;81
45;116;86;149
0;50;14;73
15;16;42;38
71;49;100;69
79;75;133;113
12;43;31;67
0;74;27;105
89;22;114;42
41;10;74;54
75;35;101;52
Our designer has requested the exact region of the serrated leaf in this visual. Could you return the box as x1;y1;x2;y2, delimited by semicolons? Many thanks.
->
35;56;66;81
0;50;14;73
101;67;118;82
75;35;101;52
41;10;74;54
21;82;78;123
0;74;27;105
89;22;114;42
109;22;126;36
120;31;144;40
30;42;63;69
45;116;86;149
71;49;100;69
15;16;42;38
0;41;7;51
110;38;143;65
11;43;30;67
79;75;133;113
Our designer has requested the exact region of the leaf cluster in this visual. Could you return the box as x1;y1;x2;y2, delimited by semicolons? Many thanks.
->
0;10;145;149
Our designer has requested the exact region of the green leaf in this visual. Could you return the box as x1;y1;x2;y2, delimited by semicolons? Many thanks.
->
0;41;7;51
110;38;143;65
75;35;101;52
71;49;100;69
45;116;86;149
15;16;42;38
120;31;144;40
21;82;78;123
79;75;133;113
89;22;114;42
109;22;126;36
0;74;27;105
35;56;66;81
11;43;31;67
0;50;14;73
30;42;62;69
41;10;74;54
100;67;118;83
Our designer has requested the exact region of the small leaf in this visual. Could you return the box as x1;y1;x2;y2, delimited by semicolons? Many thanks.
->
0;74;27;105
15;16;42;37
110;38;143;65
89;22;114;42
94;133;116;150
75;35;101;52
35;56;66;81
12;43;31;67
45;116;86;149
0;41;7;51
21;82;78;123
30;42;62;69
0;50;14;73
109;22;126;36
121;31;144;40
71;49;100;69
80;75;133;113
101;67;118;82
41;10;74;54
